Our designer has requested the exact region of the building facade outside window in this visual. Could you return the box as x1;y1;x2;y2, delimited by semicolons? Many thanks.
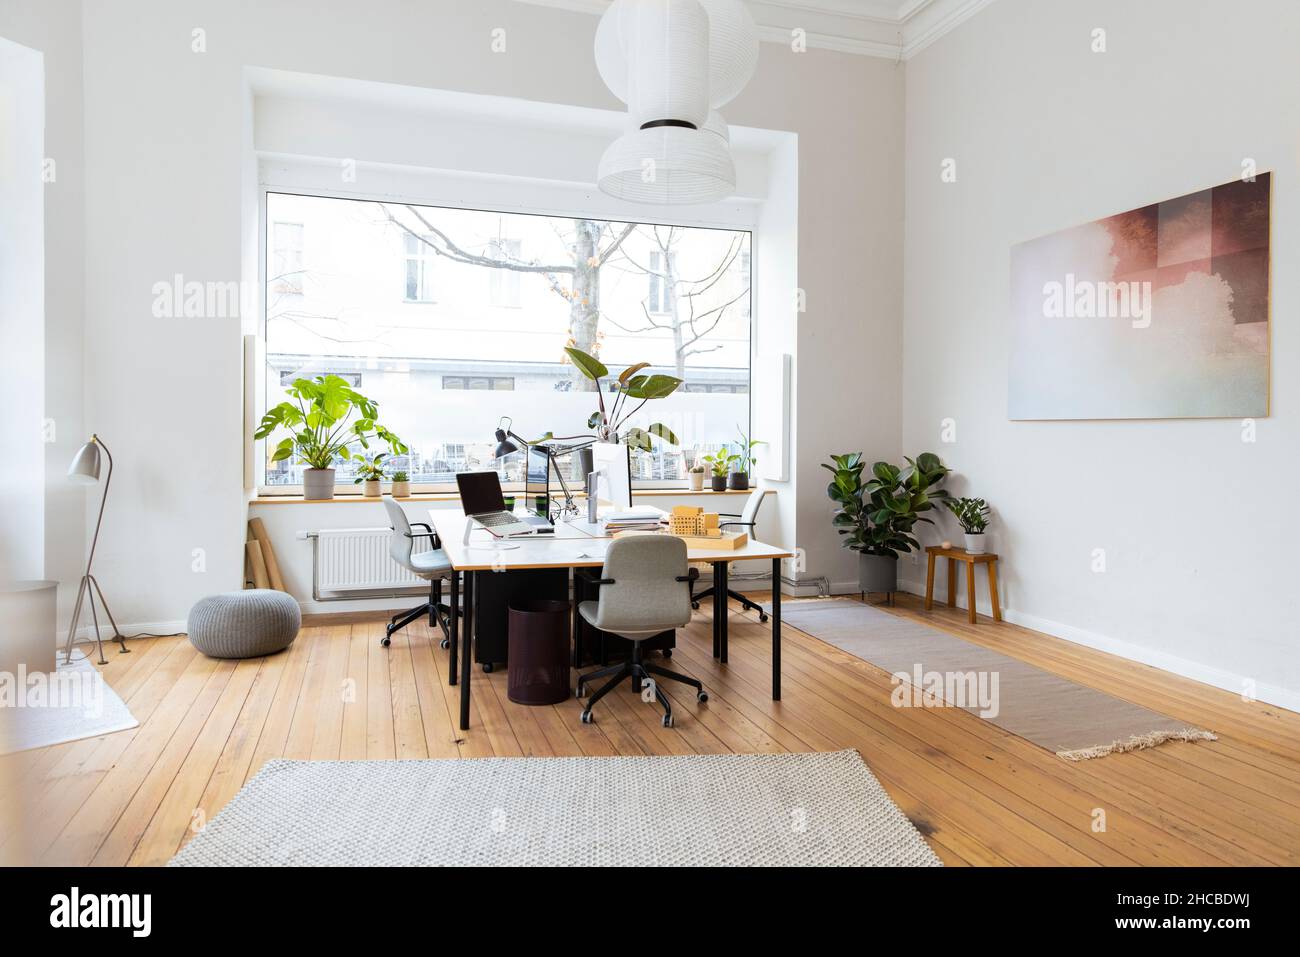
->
261;192;751;491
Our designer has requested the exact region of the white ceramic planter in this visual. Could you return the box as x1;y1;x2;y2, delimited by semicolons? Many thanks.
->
302;468;336;500
964;532;988;554
362;479;381;497
688;472;705;491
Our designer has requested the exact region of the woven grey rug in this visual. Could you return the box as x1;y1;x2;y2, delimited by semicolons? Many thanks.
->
770;599;1214;761
171;749;940;867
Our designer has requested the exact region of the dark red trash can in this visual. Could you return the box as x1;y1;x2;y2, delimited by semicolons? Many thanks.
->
507;599;571;705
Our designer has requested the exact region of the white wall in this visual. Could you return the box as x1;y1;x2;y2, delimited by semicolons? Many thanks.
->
58;0;900;629
0;34;44;582
902;0;1300;708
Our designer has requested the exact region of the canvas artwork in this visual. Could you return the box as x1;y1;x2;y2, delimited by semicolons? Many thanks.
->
1009;174;1270;420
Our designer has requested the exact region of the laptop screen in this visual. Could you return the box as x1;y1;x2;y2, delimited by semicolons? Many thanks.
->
456;471;506;516
525;446;550;516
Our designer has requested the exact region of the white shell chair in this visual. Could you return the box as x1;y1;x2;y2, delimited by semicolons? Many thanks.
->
380;496;454;648
575;535;707;728
690;487;769;622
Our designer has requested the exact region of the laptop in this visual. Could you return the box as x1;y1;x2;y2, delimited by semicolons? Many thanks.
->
456;471;538;538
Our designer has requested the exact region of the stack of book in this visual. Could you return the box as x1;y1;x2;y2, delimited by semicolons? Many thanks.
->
603;507;666;533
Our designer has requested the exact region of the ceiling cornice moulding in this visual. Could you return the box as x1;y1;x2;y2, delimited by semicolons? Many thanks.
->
513;0;997;59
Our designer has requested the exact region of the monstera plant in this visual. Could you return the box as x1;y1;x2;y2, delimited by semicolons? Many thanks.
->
549;347;682;452
255;374;406;500
823;451;950;597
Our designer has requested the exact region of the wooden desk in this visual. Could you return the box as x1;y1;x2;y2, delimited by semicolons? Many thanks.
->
431;509;792;731
924;545;1002;624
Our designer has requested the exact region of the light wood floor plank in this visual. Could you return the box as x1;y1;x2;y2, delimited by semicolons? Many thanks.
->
8;591;1299;866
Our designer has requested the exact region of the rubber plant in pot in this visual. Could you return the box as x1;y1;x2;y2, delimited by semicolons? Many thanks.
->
354;454;387;498
728;425;764;490
255;374;406;501
823;451;950;598
554;347;682;453
945;497;991;554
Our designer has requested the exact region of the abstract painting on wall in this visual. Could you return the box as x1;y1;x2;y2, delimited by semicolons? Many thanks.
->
1009;174;1270;420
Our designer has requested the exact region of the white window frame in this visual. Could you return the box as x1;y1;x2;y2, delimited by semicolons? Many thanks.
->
253;170;757;497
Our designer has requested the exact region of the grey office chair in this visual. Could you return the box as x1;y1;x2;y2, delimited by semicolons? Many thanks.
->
691;487;769;622
575;535;707;728
380;496;453;648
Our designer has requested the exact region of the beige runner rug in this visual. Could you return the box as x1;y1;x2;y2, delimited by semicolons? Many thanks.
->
771;599;1215;761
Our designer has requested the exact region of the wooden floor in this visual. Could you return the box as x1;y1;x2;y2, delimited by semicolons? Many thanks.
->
4;592;1299;866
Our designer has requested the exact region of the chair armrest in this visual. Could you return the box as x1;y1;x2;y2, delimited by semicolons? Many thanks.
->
675;568;701;584
717;512;742;519
588;577;616;586
719;520;755;530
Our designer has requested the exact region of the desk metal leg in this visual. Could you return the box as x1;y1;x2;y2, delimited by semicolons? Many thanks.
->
459;570;474;730
718;561;729;664
711;562;721;659
771;557;781;701
448;570;459;686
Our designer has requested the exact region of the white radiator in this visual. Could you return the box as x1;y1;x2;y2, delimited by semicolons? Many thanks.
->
315;527;432;593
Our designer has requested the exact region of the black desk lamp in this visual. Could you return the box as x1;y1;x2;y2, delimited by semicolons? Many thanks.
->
493;416;595;518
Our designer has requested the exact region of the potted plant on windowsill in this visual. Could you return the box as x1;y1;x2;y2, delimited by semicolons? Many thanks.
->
254;374;406;501
729;425;764;491
355;454;387;497
390;470;410;498
823;451;950;598
702;449;736;492
946;496;991;554
688;465;706;492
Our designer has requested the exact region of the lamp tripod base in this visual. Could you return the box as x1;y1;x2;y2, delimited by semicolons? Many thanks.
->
62;574;130;666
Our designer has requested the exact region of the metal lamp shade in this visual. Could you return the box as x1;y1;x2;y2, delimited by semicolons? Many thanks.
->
67;439;101;484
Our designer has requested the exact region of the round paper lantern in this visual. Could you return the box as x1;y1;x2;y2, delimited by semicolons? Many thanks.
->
625;0;710;130
596;0;759;110
597;124;735;205
699;0;759;108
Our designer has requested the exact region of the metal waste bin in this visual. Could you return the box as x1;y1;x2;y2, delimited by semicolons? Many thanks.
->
507;599;572;705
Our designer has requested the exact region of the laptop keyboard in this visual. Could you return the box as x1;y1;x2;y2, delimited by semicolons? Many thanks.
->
475;511;520;528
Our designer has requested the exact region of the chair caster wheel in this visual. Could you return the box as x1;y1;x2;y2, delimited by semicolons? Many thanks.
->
581;710;594;724
691;601;700;610
759;613;769;623
380;636;392;647
483;663;494;674
662;714;674;728
439;638;449;650
697;691;708;703
575;684;585;698
662;649;672;659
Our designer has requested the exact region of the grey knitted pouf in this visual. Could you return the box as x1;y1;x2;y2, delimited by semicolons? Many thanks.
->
187;589;300;659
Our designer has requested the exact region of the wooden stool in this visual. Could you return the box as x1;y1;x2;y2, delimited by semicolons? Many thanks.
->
924;545;1001;624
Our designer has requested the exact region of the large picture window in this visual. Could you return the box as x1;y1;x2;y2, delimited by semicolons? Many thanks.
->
261;192;752;490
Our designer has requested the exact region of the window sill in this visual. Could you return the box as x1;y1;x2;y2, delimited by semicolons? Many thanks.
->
248;487;772;506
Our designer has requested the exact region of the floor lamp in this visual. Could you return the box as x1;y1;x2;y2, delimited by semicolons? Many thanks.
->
63;434;129;665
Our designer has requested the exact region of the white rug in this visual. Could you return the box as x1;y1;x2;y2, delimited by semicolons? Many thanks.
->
171;749;941;867
0;655;138;756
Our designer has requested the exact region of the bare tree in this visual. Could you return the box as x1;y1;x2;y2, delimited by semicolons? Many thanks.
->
603;226;748;379
379;204;635;390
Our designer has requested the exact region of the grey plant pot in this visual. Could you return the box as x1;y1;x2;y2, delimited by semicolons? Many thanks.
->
859;553;898;594
711;475;728;492
302;468;336;500
728;470;750;490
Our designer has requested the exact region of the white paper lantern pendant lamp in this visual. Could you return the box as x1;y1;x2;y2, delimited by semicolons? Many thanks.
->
595;0;758;205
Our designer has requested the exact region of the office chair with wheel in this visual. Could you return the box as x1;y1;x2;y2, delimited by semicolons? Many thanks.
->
691;487;769;622
380;496;453;648
575;535;706;728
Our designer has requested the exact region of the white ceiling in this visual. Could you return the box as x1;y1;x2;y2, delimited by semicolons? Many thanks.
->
515;0;998;58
